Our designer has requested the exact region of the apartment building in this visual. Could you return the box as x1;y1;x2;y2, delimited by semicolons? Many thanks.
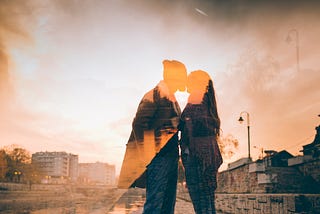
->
32;151;78;184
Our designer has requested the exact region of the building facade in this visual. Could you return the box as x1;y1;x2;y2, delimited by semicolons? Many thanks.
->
78;162;116;186
217;125;320;194
32;151;78;184
215;125;320;213
288;125;320;193
217;150;307;193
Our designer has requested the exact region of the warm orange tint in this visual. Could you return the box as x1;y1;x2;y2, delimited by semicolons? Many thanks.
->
118;131;175;188
163;60;187;93
0;50;10;106
118;60;187;188
186;70;211;104
0;0;319;179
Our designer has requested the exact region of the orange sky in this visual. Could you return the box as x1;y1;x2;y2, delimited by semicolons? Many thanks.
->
0;0;320;174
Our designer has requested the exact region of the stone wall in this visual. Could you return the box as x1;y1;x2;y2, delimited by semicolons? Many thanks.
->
215;194;320;214
216;164;307;193
216;164;271;193
216;164;252;193
265;167;305;193
177;187;320;214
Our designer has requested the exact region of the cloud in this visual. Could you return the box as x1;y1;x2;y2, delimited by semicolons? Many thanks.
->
217;48;320;155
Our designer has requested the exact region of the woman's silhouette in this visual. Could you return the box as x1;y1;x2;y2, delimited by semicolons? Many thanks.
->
179;70;223;214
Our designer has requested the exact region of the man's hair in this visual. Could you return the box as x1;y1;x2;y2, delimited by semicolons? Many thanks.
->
162;59;187;80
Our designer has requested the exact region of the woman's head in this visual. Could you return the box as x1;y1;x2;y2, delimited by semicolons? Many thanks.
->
187;70;211;94
186;70;212;104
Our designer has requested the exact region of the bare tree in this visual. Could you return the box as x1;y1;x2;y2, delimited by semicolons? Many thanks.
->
2;145;31;182
218;134;239;159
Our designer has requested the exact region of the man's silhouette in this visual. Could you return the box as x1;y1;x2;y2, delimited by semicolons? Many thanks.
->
118;60;187;214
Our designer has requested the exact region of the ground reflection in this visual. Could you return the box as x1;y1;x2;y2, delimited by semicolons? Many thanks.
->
108;188;145;214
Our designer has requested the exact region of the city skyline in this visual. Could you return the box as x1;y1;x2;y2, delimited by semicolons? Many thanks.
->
1;0;320;175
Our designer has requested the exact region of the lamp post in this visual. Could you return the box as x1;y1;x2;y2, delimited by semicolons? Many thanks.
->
286;29;300;72
238;111;251;160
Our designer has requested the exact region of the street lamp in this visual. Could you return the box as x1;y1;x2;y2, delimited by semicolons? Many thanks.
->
286;29;300;72
14;170;22;183
238;111;251;160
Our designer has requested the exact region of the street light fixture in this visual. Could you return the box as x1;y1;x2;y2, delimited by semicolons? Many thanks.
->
238;111;251;160
14;170;22;183
286;29;300;72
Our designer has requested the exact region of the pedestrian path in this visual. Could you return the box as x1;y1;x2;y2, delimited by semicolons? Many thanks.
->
174;198;195;214
108;188;195;214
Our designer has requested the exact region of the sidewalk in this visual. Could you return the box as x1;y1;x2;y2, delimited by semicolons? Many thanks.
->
108;187;195;214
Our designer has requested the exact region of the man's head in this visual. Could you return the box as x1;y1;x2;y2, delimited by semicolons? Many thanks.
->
162;59;187;94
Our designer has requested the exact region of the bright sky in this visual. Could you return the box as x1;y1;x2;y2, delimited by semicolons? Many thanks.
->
1;0;320;174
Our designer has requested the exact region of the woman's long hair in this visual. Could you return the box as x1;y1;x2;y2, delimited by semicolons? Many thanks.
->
205;79;221;136
187;70;221;136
